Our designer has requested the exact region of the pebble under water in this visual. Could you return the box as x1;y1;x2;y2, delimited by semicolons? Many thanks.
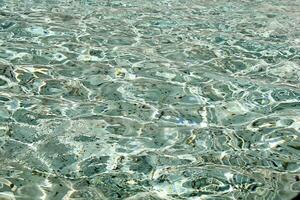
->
0;0;300;199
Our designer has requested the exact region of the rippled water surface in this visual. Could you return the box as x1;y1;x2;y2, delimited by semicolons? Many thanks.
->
0;0;300;199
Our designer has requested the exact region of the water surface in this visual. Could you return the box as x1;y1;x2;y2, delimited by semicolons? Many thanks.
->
0;0;300;199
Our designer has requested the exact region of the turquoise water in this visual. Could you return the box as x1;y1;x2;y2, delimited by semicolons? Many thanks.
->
0;0;300;199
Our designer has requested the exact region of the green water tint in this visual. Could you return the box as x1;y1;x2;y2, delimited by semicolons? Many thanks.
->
0;0;300;199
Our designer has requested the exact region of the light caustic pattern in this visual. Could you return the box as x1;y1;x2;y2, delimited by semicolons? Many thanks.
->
0;0;300;199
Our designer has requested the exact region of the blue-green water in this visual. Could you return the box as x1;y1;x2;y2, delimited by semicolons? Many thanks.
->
0;0;300;199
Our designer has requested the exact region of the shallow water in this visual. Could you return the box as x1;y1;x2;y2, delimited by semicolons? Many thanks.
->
0;0;300;199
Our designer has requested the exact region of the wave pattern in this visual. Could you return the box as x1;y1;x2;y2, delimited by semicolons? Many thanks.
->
0;0;300;199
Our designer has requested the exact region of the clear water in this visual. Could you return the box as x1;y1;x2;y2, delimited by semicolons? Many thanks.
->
0;0;300;199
